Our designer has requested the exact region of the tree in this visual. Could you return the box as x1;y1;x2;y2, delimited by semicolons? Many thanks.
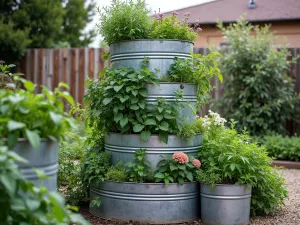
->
216;18;300;136
0;0;96;64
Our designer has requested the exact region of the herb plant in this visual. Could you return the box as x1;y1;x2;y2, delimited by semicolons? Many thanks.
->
98;0;151;45
125;149;153;182
196;111;288;215
0;61;21;90
0;78;76;149
168;52;223;106
216;17;300;135
150;11;200;42
155;152;201;185
0;145;89;225
85;61;187;143
106;162;128;182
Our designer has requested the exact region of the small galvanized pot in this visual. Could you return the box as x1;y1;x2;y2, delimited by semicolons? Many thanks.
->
90;181;199;224
200;183;252;225
12;139;58;191
146;82;197;123
105;133;202;170
110;39;193;78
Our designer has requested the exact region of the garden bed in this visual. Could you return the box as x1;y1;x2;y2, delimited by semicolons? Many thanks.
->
80;169;300;225
272;160;300;169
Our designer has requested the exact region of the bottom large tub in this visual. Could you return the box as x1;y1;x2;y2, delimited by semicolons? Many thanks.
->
90;181;199;224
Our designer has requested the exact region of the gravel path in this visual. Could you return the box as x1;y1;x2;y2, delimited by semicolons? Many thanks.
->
81;169;300;225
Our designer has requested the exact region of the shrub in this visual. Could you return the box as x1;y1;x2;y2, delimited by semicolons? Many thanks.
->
216;17;300;136
98;0;151;45
106;162;128;182
0;145;89;225
196;111;288;216
261;135;300;162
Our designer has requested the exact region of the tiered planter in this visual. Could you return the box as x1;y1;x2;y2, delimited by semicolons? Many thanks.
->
110;39;193;78
90;39;200;224
12;139;58;192
90;181;199;224
105;133;202;170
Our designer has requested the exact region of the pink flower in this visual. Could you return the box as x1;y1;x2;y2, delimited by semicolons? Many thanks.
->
172;11;179;15
197;27;202;31
192;159;201;168
173;152;189;164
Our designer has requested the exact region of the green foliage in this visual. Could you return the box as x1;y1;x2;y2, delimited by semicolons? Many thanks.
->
260;135;300;162
106;162;128;182
0;78;76;149
216;17;300;136
0;145;89;225
0;0;95;63
81;149;110;189
0;20;31;64
149;12;198;42
125;149;153;182
0;62;21;90
58;130;87;205
197;112;288;215
177;119;204;139
98;0;151;45
155;153;200;185
168;53;223;106
85;62;186;143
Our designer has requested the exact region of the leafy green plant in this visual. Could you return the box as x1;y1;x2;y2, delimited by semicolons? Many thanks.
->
0;77;76;149
168;53;223;106
216;17;300;136
85;62;187;143
0;61;22;90
98;0;151;45
106;162;128;182
196;111;288;215
177;118;204;139
150;11;200;42
125;149;153;182
0;145;89;225
155;152;201;185
260;135;300;162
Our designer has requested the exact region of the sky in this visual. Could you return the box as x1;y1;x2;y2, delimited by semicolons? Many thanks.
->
88;0;215;47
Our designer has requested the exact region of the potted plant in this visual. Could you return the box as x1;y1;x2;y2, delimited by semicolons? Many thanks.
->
90;150;201;223
0;71;76;191
98;0;202;77
195;111;288;225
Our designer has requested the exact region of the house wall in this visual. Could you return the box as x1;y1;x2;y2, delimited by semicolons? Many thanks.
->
194;21;300;48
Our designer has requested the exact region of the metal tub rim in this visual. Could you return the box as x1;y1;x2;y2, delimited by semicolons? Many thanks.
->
110;39;194;45
106;132;202;138
92;180;198;185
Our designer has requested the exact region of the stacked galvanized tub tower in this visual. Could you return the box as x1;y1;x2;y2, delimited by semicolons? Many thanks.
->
90;40;202;224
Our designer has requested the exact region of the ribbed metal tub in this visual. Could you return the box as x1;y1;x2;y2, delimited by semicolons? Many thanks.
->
12;139;58;191
105;133;202;170
90;181;199;224
146;82;197;123
200;184;252;225
110;40;193;78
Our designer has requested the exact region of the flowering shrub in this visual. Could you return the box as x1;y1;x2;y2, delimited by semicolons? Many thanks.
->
149;11;201;42
155;152;201;185
197;112;288;216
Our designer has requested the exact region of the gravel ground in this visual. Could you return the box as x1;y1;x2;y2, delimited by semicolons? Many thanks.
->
80;169;300;225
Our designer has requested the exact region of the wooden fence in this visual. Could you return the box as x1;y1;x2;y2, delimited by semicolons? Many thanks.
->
16;48;300;135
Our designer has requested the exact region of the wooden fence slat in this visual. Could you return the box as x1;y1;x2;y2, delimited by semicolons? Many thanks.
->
78;48;85;105
53;49;59;90
88;48;95;79
70;49;77;104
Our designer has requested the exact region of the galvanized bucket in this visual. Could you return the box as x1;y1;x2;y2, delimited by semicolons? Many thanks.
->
90;181;199;224
12;139;58;191
105;133;202;170
146;82;197;123
200;184;252;225
110;39;193;78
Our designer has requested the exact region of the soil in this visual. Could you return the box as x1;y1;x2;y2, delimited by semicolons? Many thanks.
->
80;169;300;225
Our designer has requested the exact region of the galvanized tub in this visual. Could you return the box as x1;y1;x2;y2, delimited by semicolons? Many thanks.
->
200;184;252;225
146;82;197;123
90;181;199;224
105;133;202;170
110;40;193;78
12;139;58;192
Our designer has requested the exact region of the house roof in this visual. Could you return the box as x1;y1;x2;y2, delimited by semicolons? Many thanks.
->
165;0;300;24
